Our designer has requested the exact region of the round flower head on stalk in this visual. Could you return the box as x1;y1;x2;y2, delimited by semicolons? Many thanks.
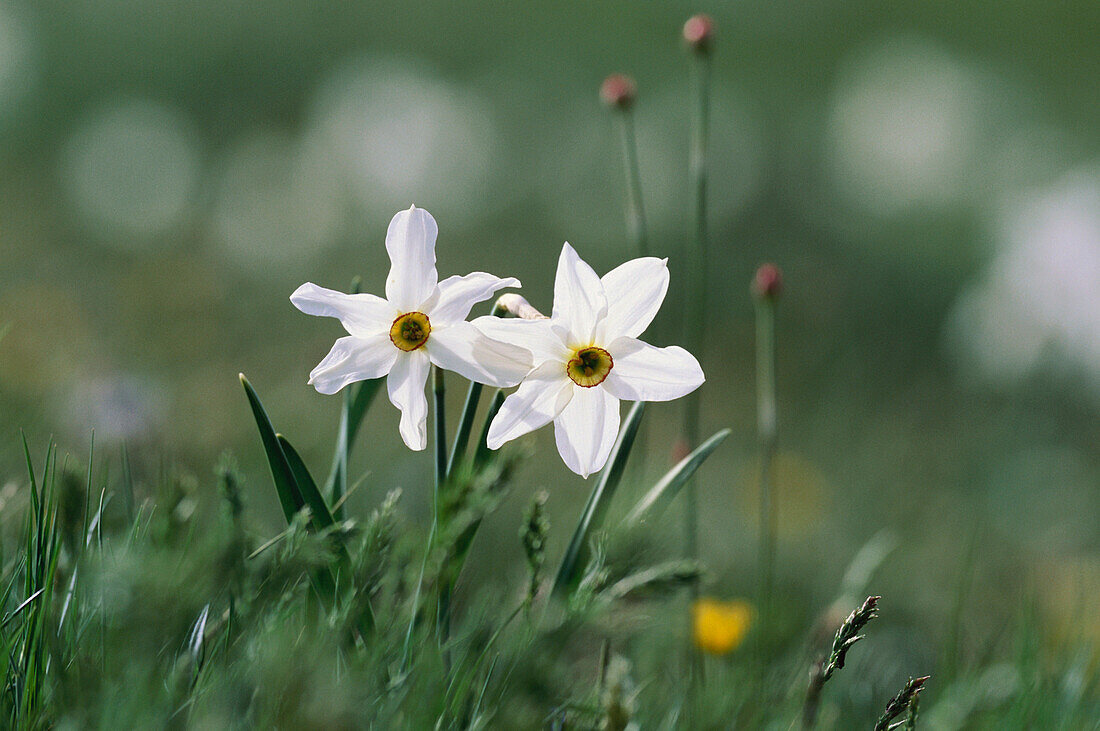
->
477;243;705;477
291;206;532;451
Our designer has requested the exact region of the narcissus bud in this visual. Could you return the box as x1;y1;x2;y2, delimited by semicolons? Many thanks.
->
683;14;714;53
752;263;783;300
600;73;636;110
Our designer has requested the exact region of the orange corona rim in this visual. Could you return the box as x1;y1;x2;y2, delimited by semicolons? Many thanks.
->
566;346;613;387
389;311;431;351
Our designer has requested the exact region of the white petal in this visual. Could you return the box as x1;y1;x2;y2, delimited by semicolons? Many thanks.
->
603;337;705;402
553;386;620;478
291;283;398;337
596;257;669;340
486;360;573;449
429;272;521;325
385;206;439;311
308;334;398;394
552;242;607;346
386;349;431;451
425;321;533;387
470;316;572;366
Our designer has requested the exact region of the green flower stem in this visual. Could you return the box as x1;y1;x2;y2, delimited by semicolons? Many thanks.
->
446;303;506;477
755;295;778;642
615;108;649;257
432;365;451;665
682;42;712;590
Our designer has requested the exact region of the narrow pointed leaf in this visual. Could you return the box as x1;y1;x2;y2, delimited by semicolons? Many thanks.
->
278;436;376;634
3;589;45;629
277;434;336;530
323;377;383;514
473;389;506;469
623;428;731;527
187;604;210;666
240;374;305;523
552;400;646;598
446;380;484;477
120;443;135;523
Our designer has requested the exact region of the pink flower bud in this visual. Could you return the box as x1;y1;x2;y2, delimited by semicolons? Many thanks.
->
600;73;636;110
752;264;783;300
683;14;714;53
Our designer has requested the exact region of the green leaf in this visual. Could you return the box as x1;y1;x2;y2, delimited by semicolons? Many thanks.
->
239;374;305;523
278;434;376;635
323;377;383;517
622;428;731;528
277;434;336;531
120;442;136;523
473;390;506;469
552;401;646;598
446;380;484;477
3;589;45;629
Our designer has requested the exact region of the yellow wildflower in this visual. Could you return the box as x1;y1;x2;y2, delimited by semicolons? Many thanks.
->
692;598;753;655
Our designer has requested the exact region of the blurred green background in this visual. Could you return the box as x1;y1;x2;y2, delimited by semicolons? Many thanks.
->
2;0;1099;699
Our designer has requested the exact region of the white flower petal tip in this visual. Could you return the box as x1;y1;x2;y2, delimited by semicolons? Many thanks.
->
554;387;619;478
485;361;573;449
471;316;570;367
597;257;670;340
387;350;430;450
604;338;705;402
431;272;522;325
385;206;439;311
307;334;397;395
427;321;533;388
553;242;607;344
290;282;398;337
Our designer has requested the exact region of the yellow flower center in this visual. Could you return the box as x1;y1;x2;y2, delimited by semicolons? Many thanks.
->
566;346;613;387
389;311;431;351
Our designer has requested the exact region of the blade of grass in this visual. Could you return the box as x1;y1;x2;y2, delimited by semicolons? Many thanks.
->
121;443;136;523
552;401;646;598
433;366;452;667
239;374;305;523
278;433;377;632
1;589;42;629
241;375;364;627
622;428;730;527
446;303;507;477
187;604;210;669
82;430;94;556
473;390;506;469
276;435;336;531
447;381;483;477
323;377;383;518
276;438;376;635
321;275;366;519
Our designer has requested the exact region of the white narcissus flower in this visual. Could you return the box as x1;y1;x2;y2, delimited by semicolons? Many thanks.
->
291;206;532;451
476;243;705;478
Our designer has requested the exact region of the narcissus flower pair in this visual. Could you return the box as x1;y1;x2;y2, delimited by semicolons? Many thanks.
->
292;206;705;477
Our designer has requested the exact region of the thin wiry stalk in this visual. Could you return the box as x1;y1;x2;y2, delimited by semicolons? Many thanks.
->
400;366;451;672
755;292;778;640
615;109;648;258
802;596;880;729
447;303;506;476
433;365;452;666
681;36;712;591
473;390;506;469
